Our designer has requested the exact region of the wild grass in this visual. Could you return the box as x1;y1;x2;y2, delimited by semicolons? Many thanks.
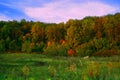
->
0;53;120;80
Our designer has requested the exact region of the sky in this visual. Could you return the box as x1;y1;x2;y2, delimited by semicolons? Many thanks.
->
0;0;120;23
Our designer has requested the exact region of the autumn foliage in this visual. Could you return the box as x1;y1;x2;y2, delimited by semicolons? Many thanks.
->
68;49;76;57
0;13;120;57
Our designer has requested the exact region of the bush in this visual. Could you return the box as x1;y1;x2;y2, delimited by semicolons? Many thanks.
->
75;43;94;57
93;49;118;57
22;41;45;53
44;44;67;56
9;40;21;52
88;38;112;51
32;42;45;52
68;49;75;57
0;39;5;53
22;40;32;53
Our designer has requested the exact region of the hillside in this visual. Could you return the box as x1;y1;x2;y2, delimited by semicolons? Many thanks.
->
0;13;120;56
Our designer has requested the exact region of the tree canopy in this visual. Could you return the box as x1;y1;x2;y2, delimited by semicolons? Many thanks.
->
0;13;120;56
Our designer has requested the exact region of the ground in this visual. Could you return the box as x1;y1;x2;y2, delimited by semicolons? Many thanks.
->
0;53;120;80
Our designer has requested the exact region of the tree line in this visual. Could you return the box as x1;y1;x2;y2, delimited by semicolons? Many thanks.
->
0;13;120;56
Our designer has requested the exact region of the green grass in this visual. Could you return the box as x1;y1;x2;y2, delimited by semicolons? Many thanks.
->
0;53;120;80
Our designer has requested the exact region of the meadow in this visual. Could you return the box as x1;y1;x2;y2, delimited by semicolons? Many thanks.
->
0;53;120;80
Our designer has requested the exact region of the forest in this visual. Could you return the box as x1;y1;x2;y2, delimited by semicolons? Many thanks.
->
0;13;120;57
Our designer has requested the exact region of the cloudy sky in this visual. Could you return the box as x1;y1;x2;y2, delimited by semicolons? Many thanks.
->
0;0;120;23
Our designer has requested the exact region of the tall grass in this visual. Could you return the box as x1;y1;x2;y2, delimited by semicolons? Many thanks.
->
0;54;120;80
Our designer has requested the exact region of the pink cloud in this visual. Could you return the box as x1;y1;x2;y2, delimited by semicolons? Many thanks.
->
24;1;118;23
0;14;10;21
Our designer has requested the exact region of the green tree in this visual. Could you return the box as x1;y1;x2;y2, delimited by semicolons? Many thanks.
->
0;39;5;53
22;40;32;53
80;17;95;42
65;25;77;48
5;37;11;51
1;25;11;39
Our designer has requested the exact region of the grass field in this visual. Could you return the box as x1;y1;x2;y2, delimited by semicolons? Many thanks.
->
0;53;120;80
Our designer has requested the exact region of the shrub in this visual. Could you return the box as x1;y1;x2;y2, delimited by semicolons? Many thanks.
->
22;40;32;53
75;43;94;57
32;42;45;53
22;65;29;78
0;39;5;53
68;49;76;57
76;38;113;57
44;44;67;56
9;40;20;52
88;38;111;52
93;49;118;57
